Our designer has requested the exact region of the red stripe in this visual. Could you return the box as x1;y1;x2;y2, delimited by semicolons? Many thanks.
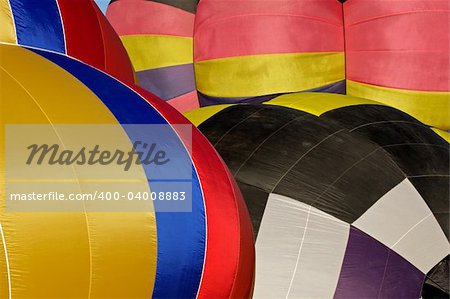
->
194;0;343;61
345;0;450;91
129;84;255;298
92;2;136;84
107;0;194;37
58;0;135;84
58;0;104;69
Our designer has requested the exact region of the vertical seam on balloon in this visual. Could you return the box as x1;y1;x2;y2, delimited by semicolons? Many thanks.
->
0;62;93;298
341;2;347;92
270;129;346;193
271;195;347;225
7;0;18;44
285;204;312;299
349;120;429;132
55;0;67;54
311;140;440;210
376;250;390;298
194;164;208;299
234;115;308;177
223;166;243;298
213;107;267;147
408;174;450;178
0;223;12;299
391;213;432;249
10;42;207;298
93;3;108;72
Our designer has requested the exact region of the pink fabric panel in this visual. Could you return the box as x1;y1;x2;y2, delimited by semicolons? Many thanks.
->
194;0;344;61
167;90;199;113
107;0;194;37
345;0;450;91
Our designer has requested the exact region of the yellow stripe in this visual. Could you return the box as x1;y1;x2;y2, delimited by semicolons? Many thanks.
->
194;52;345;98
347;80;450;131
121;34;193;71
184;104;233;126
0;0;17;43
266;92;383;116
432;128;450;143
0;45;156;298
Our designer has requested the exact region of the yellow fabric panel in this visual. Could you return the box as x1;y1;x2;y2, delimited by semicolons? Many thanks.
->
0;0;17;44
347;80;450;131
194;52;345;98
0;224;8;299
184;104;233;126
432;128;450;143
121;34;193;71
266;92;383;116
0;45;157;298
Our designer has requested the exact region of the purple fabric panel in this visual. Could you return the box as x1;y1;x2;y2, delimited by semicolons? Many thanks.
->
334;227;424;299
198;92;280;107
308;80;346;94
136;63;196;101
198;80;346;107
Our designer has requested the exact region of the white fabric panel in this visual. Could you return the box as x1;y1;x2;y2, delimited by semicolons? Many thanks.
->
254;193;350;299
393;214;450;273
353;179;450;273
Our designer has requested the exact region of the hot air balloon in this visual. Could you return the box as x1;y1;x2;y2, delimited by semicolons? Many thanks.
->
0;0;135;83
343;0;450;130
0;43;254;298
107;0;200;112
185;93;450;298
193;0;345;105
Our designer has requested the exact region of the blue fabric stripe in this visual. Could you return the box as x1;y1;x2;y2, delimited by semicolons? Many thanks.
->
31;49;206;298
10;0;65;53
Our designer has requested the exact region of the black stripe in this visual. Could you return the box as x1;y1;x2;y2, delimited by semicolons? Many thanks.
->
322;105;450;237
197;105;405;224
422;255;450;298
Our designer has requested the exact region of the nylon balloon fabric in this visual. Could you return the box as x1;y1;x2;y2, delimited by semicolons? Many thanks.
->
107;0;200;112
0;43;254;299
185;93;450;298
0;0;135;84
194;0;346;104
344;0;450;130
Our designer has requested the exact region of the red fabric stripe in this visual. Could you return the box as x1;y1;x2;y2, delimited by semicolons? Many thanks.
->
225;169;255;299
194;0;343;61
129;84;255;298
107;0;194;37
58;0;135;84
345;0;450;91
58;0;104;69
92;2;136;83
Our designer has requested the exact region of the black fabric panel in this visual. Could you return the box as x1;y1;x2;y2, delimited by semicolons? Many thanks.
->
274;142;405;223
423;256;450;298
199;105;308;176
198;105;267;147
196;105;406;224
322;105;450;235
410;176;449;239
109;0;199;13
384;144;449;177
237;182;270;239
321;104;422;130
232;110;348;193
